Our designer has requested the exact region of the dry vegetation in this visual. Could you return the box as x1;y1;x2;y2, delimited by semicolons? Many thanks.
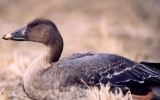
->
87;84;132;100
0;0;160;100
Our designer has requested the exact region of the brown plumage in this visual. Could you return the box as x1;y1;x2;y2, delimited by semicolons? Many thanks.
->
2;18;160;100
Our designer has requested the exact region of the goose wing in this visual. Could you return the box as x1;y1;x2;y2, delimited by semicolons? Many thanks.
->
61;53;160;86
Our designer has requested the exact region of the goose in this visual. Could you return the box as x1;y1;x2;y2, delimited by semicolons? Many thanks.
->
2;18;160;100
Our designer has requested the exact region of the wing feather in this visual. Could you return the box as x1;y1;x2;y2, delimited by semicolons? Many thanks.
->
47;53;160;94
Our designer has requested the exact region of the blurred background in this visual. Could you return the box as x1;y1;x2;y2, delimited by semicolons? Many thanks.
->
0;0;160;99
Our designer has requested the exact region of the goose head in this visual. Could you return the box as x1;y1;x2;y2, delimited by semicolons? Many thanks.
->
2;18;62;46
2;18;64;62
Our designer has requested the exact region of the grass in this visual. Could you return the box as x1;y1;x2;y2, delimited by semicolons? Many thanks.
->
87;84;132;100
0;88;8;100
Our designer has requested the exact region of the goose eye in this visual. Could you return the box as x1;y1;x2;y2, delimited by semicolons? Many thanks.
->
29;22;38;27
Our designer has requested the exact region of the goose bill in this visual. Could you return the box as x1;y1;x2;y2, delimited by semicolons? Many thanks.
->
2;27;26;41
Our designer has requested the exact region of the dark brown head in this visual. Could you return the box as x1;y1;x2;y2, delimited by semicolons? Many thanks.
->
2;18;63;46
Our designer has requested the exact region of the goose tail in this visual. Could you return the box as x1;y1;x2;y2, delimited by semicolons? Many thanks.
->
140;61;160;70
140;61;160;100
